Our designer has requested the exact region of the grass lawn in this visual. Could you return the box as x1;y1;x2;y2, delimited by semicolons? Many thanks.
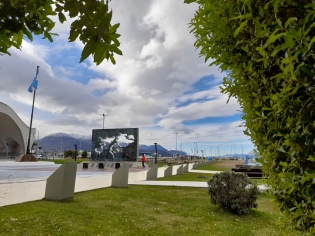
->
0;185;296;236
152;162;166;167
251;178;268;185
157;172;268;186
158;172;213;182
195;160;244;172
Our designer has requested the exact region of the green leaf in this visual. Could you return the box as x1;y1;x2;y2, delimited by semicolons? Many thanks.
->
285;31;295;48
299;67;314;78
253;18;262;36
273;0;280;13
109;54;116;64
58;12;67;24
234;20;248;38
271;46;282;57
69;29;80;42
256;47;267;57
109;23;120;34
109;34;120;46
308;35;315;48
94;43;106;64
13;32;23;46
80;40;98;63
184;0;196;3
285;17;297;28
276;18;283;28
281;58;292;64
43;31;53;43
231;13;252;20
266;33;285;45
24;30;33;41
277;147;286;153
108;45;122;55
278;173;285;178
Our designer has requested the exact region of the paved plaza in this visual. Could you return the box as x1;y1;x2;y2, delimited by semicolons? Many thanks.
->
0;161;268;207
0;161;113;184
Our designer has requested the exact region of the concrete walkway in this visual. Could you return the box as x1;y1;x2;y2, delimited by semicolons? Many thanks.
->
189;169;222;174
0;161;269;207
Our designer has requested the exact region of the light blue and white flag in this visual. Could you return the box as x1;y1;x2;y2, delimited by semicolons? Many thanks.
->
28;66;39;93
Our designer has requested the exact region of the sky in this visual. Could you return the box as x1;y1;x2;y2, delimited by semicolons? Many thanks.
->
0;0;254;156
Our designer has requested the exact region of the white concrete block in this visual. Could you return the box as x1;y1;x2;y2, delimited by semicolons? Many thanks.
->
164;165;173;177
172;165;179;175
129;170;147;183
112;163;129;188
157;166;167;178
177;165;183;175
146;164;158;180
45;162;77;200
183;164;189;172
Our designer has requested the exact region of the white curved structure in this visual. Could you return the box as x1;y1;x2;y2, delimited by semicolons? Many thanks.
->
0;102;36;158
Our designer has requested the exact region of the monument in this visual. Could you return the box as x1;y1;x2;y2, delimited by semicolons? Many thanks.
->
91;128;139;162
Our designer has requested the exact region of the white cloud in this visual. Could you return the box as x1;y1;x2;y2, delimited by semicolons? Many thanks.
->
87;78;117;91
0;0;254;153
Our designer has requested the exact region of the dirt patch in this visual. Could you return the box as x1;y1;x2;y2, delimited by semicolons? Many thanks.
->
213;160;245;169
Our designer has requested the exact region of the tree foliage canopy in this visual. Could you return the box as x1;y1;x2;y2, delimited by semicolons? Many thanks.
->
81;150;87;158
186;0;315;233
64;149;77;158
0;0;121;64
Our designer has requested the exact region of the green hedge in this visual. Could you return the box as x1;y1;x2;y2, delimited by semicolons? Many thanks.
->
187;0;315;233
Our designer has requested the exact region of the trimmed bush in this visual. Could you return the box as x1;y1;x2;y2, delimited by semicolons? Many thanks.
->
208;172;259;215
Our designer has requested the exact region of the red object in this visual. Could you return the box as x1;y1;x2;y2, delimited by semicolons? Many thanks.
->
141;155;146;162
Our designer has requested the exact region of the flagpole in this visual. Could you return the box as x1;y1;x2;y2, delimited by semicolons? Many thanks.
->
26;66;39;154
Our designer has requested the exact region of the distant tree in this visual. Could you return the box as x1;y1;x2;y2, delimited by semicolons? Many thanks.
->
64;149;75;158
0;0;122;65
81;150;87;159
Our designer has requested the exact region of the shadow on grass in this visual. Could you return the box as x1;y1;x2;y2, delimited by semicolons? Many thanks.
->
0;186;297;236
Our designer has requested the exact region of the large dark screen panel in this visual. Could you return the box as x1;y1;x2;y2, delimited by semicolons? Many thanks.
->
91;128;139;161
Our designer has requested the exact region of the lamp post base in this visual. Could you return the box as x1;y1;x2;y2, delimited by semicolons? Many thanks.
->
15;154;38;162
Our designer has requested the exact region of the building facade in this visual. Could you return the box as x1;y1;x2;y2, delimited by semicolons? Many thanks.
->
0;102;36;158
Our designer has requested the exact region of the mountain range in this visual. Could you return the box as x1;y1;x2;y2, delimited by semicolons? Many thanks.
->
36;133;186;157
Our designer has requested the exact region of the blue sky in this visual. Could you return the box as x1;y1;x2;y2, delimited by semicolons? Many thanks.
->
0;0;254;155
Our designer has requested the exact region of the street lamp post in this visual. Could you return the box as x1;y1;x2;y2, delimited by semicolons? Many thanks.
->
36;130;39;158
217;144;222;158
80;136;84;152
174;132;178;158
241;144;244;160
154;143;158;164
102;114;109;129
6;138;9;160
60;135;63;159
74;144;77;161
